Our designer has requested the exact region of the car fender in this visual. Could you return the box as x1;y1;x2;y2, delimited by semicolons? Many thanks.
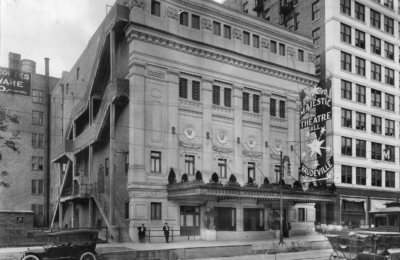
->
20;253;42;260
80;249;98;256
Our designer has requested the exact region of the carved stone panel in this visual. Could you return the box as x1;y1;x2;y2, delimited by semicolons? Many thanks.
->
167;7;178;20
147;81;166;147
261;38;270;48
287;47;295;57
308;53;316;63
233;29;242;40
202;19;212;30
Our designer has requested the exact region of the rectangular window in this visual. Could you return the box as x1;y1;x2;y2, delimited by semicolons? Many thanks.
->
32;180;36;194
312;28;320;46
298;49;304;62
371;169;382;187
125;152;129;174
385;93;394;111
384;16;394;35
341;137;352;156
32;157;44;171
312;1;320;21
192;81;200;101
356;139;366;158
371;142;382;160
253;35;260;48
150;151;161;173
151;202;162;220
218;158;227;178
294;12;299;31
385;67;394;85
105;157;109;176
270;98;276;117
355;2;365;22
223;25;231;39
213;21;221;36
371;63;381;81
371;89;381;107
298;208;305;222
340;0;351;15
32;90;44;104
279;100;285;118
192;15;200;29
185;155;195;175
243;92;249;111
386;171;395;188
32;111;44;125
371;116;382;134
31;180;44;195
253;94;260;113
76;67;79;79
356;167;366;185
279;43;285;56
224;88;231;107
212;85;220;105
384;145;395;162
341;165;352;184
341;80;352;100
355;30;365;49
356;112;366;131
341;52;351;72
384;42;394;60
341;23;351;44
32;133;44;148
179;78;188;99
385;119;395;137
270;41;277;53
180;12;188;26
355;57;365;76
243;31;250;45
151;0;160;17
248;162;255;181
370;9;381;29
341;108;352;128
124;202;129;219
384;0;394;9
371;36;381;55
356;85;365;103
243;2;248;13
315;55;321;74
265;8;270;21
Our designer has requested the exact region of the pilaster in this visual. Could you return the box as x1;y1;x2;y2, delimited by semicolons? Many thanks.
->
287;98;297;178
168;69;180;172
233;85;244;182
202;77;214;178
261;92;271;181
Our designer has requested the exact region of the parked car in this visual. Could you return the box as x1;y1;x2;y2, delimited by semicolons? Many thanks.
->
20;229;99;260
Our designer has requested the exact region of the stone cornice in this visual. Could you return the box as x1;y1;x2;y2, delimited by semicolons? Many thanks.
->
168;0;314;49
125;24;319;86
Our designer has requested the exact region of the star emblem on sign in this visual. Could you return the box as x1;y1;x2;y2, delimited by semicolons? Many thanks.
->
307;138;325;158
313;160;319;167
325;145;332;154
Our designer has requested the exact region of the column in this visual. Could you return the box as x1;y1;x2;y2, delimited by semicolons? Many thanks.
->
58;202;63;228
167;70;180;172
109;103;115;225
127;61;147;184
261;93;271;181
233;85;244;182
236;206;243;231
202;77;214;178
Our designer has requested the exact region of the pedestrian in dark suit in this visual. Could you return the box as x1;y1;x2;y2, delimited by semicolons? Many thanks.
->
163;222;170;243
137;224;147;243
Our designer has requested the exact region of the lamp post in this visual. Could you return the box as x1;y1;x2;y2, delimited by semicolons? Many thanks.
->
279;151;291;245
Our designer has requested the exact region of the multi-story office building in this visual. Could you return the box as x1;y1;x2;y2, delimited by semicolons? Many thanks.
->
49;0;335;243
224;0;400;227
0;53;59;228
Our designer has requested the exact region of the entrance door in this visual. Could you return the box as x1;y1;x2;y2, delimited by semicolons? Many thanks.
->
273;209;288;237
180;206;200;236
214;207;236;231
244;208;264;231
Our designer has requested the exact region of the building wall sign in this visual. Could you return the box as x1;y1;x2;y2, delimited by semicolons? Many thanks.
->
0;67;31;96
300;84;334;182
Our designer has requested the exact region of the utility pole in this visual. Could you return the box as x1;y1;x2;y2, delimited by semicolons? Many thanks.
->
279;151;284;245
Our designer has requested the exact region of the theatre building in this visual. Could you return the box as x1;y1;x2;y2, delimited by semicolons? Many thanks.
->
49;0;335;242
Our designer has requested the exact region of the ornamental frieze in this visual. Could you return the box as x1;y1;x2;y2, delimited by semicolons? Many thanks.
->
126;0;144;9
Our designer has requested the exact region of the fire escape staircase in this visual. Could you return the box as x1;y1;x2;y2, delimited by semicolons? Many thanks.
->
50;160;72;227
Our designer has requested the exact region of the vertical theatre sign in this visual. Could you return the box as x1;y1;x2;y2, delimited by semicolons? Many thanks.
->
0;67;31;96
300;85;334;182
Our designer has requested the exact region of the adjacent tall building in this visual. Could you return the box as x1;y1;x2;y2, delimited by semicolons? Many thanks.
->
0;53;59;228
49;0;336;243
224;0;400;227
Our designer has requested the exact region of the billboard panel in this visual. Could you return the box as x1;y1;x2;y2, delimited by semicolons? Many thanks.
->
0;67;31;96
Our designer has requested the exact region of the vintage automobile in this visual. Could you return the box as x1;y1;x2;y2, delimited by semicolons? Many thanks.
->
20;229;99;260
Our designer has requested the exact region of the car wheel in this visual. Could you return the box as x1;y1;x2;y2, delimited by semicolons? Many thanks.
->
80;252;97;260
22;255;40;260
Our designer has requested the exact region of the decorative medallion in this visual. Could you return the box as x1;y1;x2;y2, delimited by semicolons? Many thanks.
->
247;136;256;149
274;139;282;152
216;129;229;144
184;126;196;140
150;88;162;99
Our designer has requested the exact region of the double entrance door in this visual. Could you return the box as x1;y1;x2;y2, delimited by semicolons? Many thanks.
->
244;208;264;231
180;206;200;236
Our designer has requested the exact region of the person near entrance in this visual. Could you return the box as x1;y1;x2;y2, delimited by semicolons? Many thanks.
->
163;222;170;243
137;223;147;243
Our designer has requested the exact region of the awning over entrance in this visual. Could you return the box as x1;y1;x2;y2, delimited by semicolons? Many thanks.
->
167;184;336;203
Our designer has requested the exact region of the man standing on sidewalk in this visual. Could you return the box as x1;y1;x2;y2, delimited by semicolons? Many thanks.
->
163;222;170;243
137;224;147;243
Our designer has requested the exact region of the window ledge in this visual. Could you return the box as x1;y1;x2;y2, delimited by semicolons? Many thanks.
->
314;45;320;49
353;128;367;134
384;134;396;139
340;12;366;25
354;156;367;160
369;0;395;13
311;17;320;24
371;132;383;137
369;25;395;38
340;154;353;158
354;45;367;52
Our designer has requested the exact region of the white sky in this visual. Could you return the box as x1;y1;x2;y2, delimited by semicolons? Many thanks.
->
0;0;225;78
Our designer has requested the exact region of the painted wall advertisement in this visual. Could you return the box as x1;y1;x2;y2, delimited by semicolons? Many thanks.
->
0;66;31;96
300;84;334;182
